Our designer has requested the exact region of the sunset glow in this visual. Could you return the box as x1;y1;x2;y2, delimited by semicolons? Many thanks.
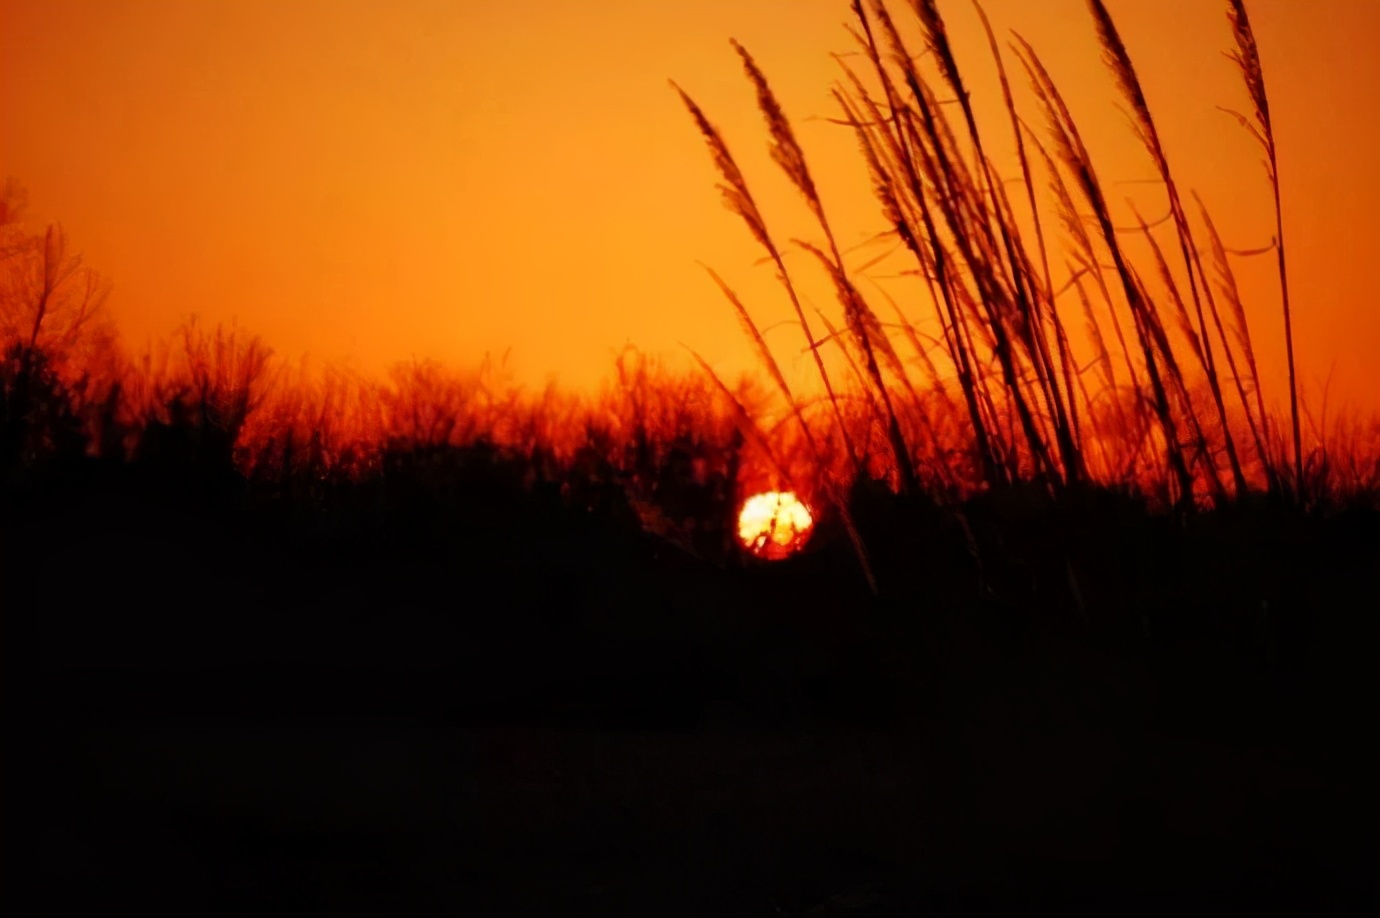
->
4;3;1377;910
738;491;814;560
1;0;1377;414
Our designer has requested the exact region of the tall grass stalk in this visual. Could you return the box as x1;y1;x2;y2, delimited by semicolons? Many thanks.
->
1087;0;1248;499
840;5;1004;484
1013;36;1197;507
1222;0;1300;498
727;39;920;495
909;0;1077;490
670;83;859;475
1193;192;1275;490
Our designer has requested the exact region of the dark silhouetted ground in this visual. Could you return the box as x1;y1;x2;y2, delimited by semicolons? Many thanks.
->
4;460;1377;915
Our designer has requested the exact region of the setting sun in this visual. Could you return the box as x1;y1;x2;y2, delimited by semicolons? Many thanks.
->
737;491;814;560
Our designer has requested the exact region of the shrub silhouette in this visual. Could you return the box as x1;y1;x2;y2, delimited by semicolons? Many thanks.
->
0;341;86;475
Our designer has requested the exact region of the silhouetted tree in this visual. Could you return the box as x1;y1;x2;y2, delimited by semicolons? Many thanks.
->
0;180;115;474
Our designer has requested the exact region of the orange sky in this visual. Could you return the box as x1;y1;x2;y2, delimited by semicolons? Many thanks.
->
2;0;1377;416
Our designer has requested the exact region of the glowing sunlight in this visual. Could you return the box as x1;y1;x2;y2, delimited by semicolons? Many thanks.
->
737;491;814;560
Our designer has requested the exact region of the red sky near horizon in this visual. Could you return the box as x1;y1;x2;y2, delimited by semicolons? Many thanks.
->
2;0;1377;417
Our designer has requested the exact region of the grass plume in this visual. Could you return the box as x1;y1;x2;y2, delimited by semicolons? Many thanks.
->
1223;0;1301;499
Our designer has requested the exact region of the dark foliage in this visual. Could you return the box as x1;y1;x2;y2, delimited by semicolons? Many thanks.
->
3;403;1376;914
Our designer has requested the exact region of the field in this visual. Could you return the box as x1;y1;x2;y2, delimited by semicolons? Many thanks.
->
3;0;1378;914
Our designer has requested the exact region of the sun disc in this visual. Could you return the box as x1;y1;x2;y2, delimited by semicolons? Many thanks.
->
737;490;814;559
